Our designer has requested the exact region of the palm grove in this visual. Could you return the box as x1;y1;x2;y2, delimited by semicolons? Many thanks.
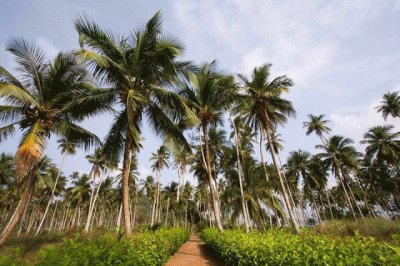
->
0;12;399;247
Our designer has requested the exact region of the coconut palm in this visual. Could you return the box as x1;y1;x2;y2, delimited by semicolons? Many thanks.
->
150;145;170;225
287;150;322;223
316;136;363;219
230;116;250;232
361;125;400;172
303;114;331;144
178;61;237;232
74;11;194;235
35;138;78;235
0;40;100;247
85;148;117;232
0;153;14;186
237;64;300;233
376;91;400;120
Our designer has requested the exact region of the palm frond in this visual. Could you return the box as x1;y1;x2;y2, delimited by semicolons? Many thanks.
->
16;122;46;178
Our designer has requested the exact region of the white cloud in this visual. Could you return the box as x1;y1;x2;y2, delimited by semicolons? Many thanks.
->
36;37;59;59
329;99;399;145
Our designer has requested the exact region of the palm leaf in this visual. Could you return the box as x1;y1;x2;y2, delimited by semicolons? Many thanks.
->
16;122;46;178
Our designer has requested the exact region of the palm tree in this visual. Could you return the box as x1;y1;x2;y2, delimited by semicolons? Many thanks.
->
150;145;170;226
230;116;250;232
140;175;156;224
67;173;91;229
178;62;237;232
85;148;117;233
376;91;400;120
287;150;322;223
0;153;14;186
35;138;78;235
74;11;194;236
303;114;331;144
237;64;300;233
316;136;363;219
0;40;100;247
361;125;400;172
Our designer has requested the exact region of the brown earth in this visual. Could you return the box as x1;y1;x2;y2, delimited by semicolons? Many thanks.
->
166;235;224;266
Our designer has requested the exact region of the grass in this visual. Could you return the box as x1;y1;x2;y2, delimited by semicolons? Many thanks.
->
312;218;400;241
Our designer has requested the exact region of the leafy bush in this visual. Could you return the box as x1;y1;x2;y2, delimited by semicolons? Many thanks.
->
39;228;189;266
313;218;400;241
201;228;400;266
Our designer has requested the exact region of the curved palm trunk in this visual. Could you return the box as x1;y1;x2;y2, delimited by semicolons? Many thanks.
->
0;168;37;248
177;166;182;202
36;152;66;235
121;134;133;235
335;162;357;220
259;129;275;226
154;170;161;223
231;117;250;233
85;178;103;233
202;125;224;232
261;113;300;234
48;201;58;232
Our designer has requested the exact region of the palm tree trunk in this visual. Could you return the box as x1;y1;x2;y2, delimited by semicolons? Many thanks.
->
231;117;250;232
261;114;300;233
36;152;66;235
48;201;59;232
201;125;224;232
165;198;170;226
85;178;103;233
116;203;122;232
155;170;161;223
121;134;133;235
177;165;182;202
150;196;156;226
335;163;357;220
0;168;37;248
323;186;335;219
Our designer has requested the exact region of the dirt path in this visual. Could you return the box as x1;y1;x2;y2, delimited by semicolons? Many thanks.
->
166;235;224;266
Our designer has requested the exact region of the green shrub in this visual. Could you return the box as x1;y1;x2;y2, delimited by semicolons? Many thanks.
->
201;228;400;266
39;228;189;266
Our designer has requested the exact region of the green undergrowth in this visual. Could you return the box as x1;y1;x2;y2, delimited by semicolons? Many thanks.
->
38;227;189;266
0;228;189;266
201;228;400;266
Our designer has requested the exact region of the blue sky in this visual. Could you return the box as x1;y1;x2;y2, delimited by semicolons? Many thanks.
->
1;0;399;187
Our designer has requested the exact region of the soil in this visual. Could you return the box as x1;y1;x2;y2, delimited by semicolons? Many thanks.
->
166;235;224;266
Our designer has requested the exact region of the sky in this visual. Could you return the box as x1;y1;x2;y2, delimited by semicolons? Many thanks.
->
1;0;399;188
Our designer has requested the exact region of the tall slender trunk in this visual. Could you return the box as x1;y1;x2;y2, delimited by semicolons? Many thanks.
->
262;113;300;234
85;178;103;233
335;162;357;220
121;134;133;235
116;203;122;232
154;170;161;223
150;195;156;226
0;168;37;248
202;125;224;232
36;153;66;235
231;117;250;232
177;165;182;202
165;198;170;226
48;201;58;232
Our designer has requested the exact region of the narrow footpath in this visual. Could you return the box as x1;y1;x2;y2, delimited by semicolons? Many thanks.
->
166;235;224;266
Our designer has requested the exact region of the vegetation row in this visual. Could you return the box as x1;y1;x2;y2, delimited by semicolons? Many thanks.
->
0;228;189;266
201;228;400;266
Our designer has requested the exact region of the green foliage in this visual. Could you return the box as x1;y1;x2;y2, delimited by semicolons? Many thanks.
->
39;228;189;266
201;228;400;266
